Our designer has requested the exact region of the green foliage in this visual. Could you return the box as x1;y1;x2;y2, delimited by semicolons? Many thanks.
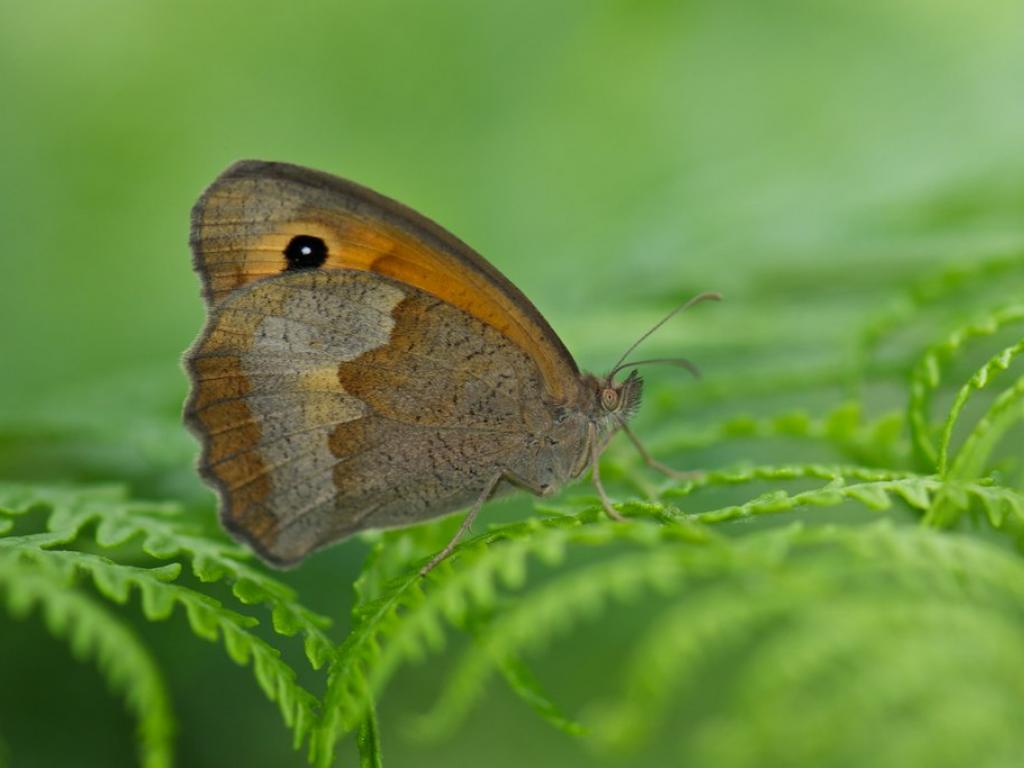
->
2;243;1023;766
908;304;1024;471
3;4;1024;765
0;553;174;768
0;485;329;762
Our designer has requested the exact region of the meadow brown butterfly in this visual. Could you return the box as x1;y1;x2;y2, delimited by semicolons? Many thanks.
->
184;161;718;573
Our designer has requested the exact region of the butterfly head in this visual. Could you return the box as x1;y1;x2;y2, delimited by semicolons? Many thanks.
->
589;291;721;432
597;369;644;424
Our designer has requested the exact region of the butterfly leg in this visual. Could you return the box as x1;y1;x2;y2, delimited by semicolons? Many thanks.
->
620;422;702;482
588;423;626;522
420;471;505;576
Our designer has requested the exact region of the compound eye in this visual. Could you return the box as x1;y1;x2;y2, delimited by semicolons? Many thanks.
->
600;388;619;411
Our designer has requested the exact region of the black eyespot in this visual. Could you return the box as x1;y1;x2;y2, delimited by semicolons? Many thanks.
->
283;235;328;271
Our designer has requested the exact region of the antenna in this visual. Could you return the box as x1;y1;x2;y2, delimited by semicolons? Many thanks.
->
607;291;721;378
608;356;703;381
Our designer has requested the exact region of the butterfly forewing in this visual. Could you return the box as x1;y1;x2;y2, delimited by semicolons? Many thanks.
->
190;160;579;400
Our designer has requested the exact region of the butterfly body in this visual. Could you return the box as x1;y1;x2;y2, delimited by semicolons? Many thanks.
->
185;161;645;566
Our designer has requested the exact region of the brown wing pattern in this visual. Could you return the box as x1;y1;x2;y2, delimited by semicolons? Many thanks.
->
190;160;578;401
184;269;555;565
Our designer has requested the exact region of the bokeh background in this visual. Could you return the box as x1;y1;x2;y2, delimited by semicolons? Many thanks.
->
2;1;1023;766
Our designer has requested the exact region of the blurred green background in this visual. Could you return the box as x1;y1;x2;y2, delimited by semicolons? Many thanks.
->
2;1;1024;766
4;0;1023;410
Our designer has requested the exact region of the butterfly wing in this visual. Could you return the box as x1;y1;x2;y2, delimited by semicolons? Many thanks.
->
190;159;579;401
186;225;587;565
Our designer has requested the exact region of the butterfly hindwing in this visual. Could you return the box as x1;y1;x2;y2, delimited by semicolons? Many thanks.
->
184;269;561;564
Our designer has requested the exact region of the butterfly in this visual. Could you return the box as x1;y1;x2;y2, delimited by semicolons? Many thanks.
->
184;160;718;573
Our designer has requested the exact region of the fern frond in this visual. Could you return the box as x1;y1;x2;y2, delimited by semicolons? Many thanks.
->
312;514;711;766
0;482;325;753
940;338;1024;474
316;454;1024;764
584;523;1024;759
356;527;587;741
413;533;733;741
653;462;1023;531
0;482;333;670
0;554;174;768
0;483;127;527
423;519;1023;745
657;459;1024;551
491;640;587;736
947;373;1024;481
356;703;383;768
907;304;1024;469
12;540;320;750
662;463;924;517
347;533;407;768
690;598;1024;768
668;462;917;492
856;251;1024;383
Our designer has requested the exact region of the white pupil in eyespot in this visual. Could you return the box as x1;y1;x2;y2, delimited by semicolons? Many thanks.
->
301;246;312;255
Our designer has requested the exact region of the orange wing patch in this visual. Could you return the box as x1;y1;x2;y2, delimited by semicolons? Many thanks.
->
190;160;579;402
184;270;405;564
186;353;279;547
